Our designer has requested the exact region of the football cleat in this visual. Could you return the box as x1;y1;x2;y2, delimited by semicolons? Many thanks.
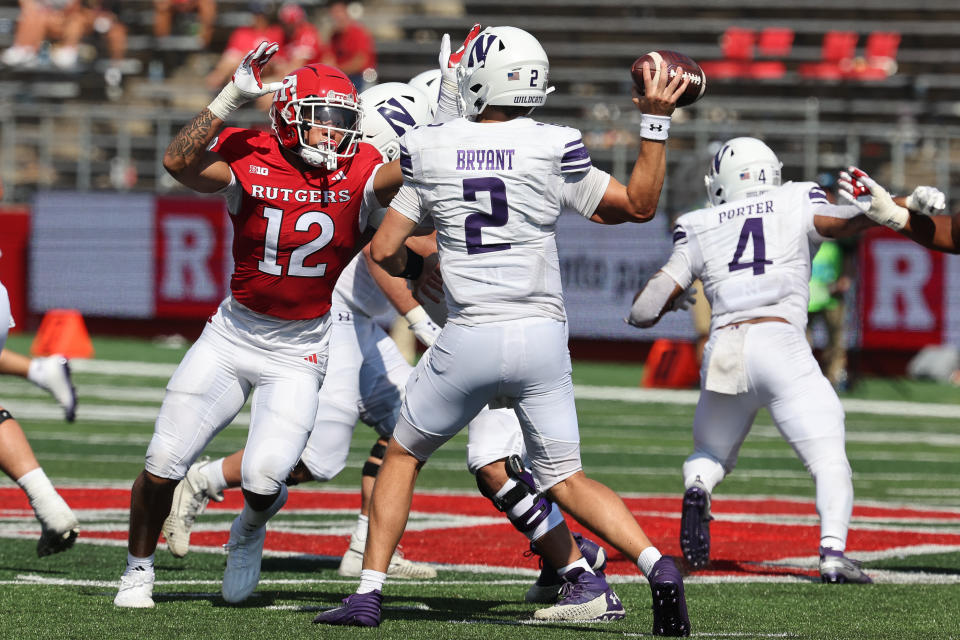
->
313;590;382;626
679;478;712;569
819;547;873;584
37;522;79;558
525;532;608;603
648;556;691;637
532;567;625;622
338;535;437;579
162;457;223;558
221;517;266;603
33;355;78;423
114;566;155;608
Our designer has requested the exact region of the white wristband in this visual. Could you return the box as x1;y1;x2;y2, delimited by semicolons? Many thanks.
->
640;114;671;141
404;305;428;327
207;82;245;121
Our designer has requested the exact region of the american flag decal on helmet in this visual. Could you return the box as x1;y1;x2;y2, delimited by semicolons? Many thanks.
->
507;71;520;81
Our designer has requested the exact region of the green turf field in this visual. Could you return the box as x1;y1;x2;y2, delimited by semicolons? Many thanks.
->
1;333;959;640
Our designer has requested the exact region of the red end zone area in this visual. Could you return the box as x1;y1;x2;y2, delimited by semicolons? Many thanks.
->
3;487;960;580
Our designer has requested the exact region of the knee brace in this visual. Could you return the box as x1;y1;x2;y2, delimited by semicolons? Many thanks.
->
477;455;562;540
362;441;387;479
0;409;13;426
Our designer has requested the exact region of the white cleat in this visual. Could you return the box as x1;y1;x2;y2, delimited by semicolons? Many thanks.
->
222;517;266;603
162;457;223;558
819;547;873;584
32;355;78;422
114;567;155;608
338;535;437;579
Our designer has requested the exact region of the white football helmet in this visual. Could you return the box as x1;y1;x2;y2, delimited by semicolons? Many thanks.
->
359;82;433;161
704;137;782;206
457;26;551;117
407;68;441;117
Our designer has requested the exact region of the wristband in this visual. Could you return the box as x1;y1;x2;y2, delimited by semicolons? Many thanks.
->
207;82;245;120
639;114;671;141
403;305;428;327
396;248;424;280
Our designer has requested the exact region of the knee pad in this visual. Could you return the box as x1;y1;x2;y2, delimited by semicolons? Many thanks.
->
362;441;387;479
477;455;561;539
0;409;13;426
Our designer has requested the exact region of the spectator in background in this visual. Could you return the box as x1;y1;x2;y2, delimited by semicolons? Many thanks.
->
153;0;217;49
327;1;376;89
807;174;854;390
276;2;334;75
204;1;283;91
1;0;127;72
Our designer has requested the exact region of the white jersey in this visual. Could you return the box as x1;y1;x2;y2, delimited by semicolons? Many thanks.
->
390;117;609;325
331;252;393;319
661;181;855;332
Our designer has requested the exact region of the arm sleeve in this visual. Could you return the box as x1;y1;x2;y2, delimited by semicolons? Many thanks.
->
628;270;680;328
659;222;701;290
389;183;427;225
560;166;611;219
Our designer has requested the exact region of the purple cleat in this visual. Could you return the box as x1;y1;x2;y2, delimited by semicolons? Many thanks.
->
532;567;625;622
819;547;872;584
312;590;382;627
525;532;608;603
648;556;691;637
679;479;712;569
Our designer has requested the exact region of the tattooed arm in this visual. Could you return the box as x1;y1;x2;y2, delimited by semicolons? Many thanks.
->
162;108;232;193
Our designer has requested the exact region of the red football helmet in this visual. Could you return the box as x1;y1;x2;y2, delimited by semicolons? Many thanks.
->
270;64;363;170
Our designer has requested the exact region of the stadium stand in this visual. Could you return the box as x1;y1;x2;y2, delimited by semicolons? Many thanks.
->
0;0;959;214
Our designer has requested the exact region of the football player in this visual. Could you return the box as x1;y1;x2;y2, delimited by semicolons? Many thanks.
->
113;43;411;609
316;26;692;635
0;281;79;557
626;137;944;584
161;81;608;600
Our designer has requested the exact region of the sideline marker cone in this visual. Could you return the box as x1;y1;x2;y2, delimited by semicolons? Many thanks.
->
30;309;94;359
641;339;699;389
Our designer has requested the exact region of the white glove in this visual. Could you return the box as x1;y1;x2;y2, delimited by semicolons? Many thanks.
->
404;306;441;348
207;41;285;120
435;24;482;123
905;185;946;216
669;287;697;312
838;166;910;231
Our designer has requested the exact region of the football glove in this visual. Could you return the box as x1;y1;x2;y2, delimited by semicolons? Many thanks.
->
669;287;697;312
435;24;482;122
208;41;284;120
905;185;946;216
838;166;909;231
404;306;442;348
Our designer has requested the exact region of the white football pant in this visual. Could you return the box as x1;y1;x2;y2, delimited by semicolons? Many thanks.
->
682;322;853;547
394;318;581;491
145;323;324;495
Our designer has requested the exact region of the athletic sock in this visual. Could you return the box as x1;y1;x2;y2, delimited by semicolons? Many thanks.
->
16;467;75;530
357;569;386;594
200;458;228;496
237;484;288;536
557;556;594;577
820;536;845;553
352;514;369;546
125;552;154;574
637;546;663;577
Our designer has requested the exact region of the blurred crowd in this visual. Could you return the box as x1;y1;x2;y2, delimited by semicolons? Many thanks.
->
0;1;378;95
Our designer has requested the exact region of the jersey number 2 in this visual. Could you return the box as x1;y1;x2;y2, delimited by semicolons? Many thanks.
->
728;218;773;275
258;207;335;277
463;177;512;255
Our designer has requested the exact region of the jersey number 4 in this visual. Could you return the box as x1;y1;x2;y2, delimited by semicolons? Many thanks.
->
464;177;512;255
728;218;773;275
257;206;335;277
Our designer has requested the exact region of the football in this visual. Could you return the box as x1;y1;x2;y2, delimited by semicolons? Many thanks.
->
630;50;707;107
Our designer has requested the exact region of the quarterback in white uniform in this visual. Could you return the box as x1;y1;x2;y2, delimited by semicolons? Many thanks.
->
317;26;691;635
627;137;943;584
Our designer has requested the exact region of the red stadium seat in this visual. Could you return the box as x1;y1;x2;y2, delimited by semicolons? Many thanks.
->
700;27;755;79
799;30;858;80
845;31;901;80
748;27;794;79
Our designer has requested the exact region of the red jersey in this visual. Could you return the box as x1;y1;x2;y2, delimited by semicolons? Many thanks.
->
283;23;331;66
331;23;376;70
210;128;383;320
224;25;286;57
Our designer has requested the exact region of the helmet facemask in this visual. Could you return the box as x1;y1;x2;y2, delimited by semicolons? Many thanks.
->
279;94;362;170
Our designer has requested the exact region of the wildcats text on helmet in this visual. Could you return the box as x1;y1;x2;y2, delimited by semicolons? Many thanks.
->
513;96;544;105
